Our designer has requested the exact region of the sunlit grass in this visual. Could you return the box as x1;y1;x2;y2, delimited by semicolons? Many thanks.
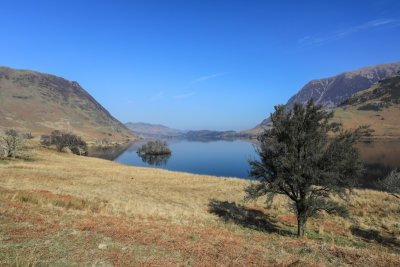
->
0;142;399;266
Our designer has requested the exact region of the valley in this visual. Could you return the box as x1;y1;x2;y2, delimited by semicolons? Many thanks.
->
2;1;400;265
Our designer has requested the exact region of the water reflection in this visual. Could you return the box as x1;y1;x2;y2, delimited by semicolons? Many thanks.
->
89;139;400;189
138;153;171;166
361;163;393;189
88;143;132;160
355;141;400;188
356;141;400;167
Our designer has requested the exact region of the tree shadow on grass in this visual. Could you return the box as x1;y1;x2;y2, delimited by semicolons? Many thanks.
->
208;199;292;236
350;226;400;248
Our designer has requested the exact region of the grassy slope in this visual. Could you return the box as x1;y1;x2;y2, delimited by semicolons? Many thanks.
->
333;75;400;138
0;66;136;141
0;142;399;266
334;105;400;137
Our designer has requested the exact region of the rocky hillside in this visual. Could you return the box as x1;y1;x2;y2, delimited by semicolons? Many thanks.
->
125;122;186;137
333;72;400;138
286;62;400;109
0;66;136;141
243;62;400;135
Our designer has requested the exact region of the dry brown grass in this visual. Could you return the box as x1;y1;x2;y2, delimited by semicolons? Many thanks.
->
334;105;400;138
0;143;399;266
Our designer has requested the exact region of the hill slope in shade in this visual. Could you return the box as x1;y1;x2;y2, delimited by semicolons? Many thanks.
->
243;62;400;135
333;72;400;138
0;66;136;141
125;122;187;137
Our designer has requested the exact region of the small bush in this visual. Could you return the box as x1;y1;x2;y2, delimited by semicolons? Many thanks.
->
137;140;171;155
41;130;88;156
377;169;400;196
1;129;21;159
23;132;34;139
40;135;52;146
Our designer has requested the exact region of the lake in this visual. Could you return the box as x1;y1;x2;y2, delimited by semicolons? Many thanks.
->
113;139;258;179
89;138;400;188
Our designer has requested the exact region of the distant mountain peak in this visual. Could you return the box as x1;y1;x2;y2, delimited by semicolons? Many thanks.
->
285;61;400;110
125;122;187;137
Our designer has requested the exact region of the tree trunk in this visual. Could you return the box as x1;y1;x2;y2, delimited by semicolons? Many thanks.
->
297;216;306;237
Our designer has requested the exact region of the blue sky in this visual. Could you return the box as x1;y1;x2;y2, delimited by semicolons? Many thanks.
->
1;0;400;131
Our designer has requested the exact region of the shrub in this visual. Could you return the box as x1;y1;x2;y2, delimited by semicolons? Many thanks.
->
137;140;171;155
377;169;400;197
42;130;88;156
23;132;34;139
40;135;52;146
1;129;21;159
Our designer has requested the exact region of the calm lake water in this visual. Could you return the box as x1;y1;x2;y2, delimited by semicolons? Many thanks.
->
89;139;400;188
113;139;258;178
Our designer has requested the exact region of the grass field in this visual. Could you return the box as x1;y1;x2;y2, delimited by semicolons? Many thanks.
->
333;102;400;139
0;142;399;266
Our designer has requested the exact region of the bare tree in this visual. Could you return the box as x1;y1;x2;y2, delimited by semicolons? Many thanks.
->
377;169;400;199
2;129;21;159
41;130;88;156
0;137;5;157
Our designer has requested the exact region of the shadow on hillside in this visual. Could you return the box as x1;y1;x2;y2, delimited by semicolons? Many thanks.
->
208;199;292;236
350;227;400;248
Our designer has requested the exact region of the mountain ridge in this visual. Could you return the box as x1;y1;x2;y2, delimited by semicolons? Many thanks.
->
333;72;400;138
285;61;400;109
125;122;187;137
243;61;400;135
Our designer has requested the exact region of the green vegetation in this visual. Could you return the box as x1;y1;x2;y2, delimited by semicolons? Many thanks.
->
137;140;171;155
246;99;371;236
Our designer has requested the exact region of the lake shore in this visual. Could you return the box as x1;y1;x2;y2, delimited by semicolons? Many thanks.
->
0;142;399;266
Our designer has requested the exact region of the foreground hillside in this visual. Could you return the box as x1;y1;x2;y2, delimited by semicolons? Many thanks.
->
0;66;136;141
334;73;400;138
0;142;399;266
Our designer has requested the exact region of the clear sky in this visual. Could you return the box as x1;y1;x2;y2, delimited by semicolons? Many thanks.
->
1;0;400;131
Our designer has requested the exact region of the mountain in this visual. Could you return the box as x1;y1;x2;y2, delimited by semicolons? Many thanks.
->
125;122;187;137
286;62;400;109
183;130;238;141
244;62;400;135
124;122;253;141
0;66;136;141
333;72;400;138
